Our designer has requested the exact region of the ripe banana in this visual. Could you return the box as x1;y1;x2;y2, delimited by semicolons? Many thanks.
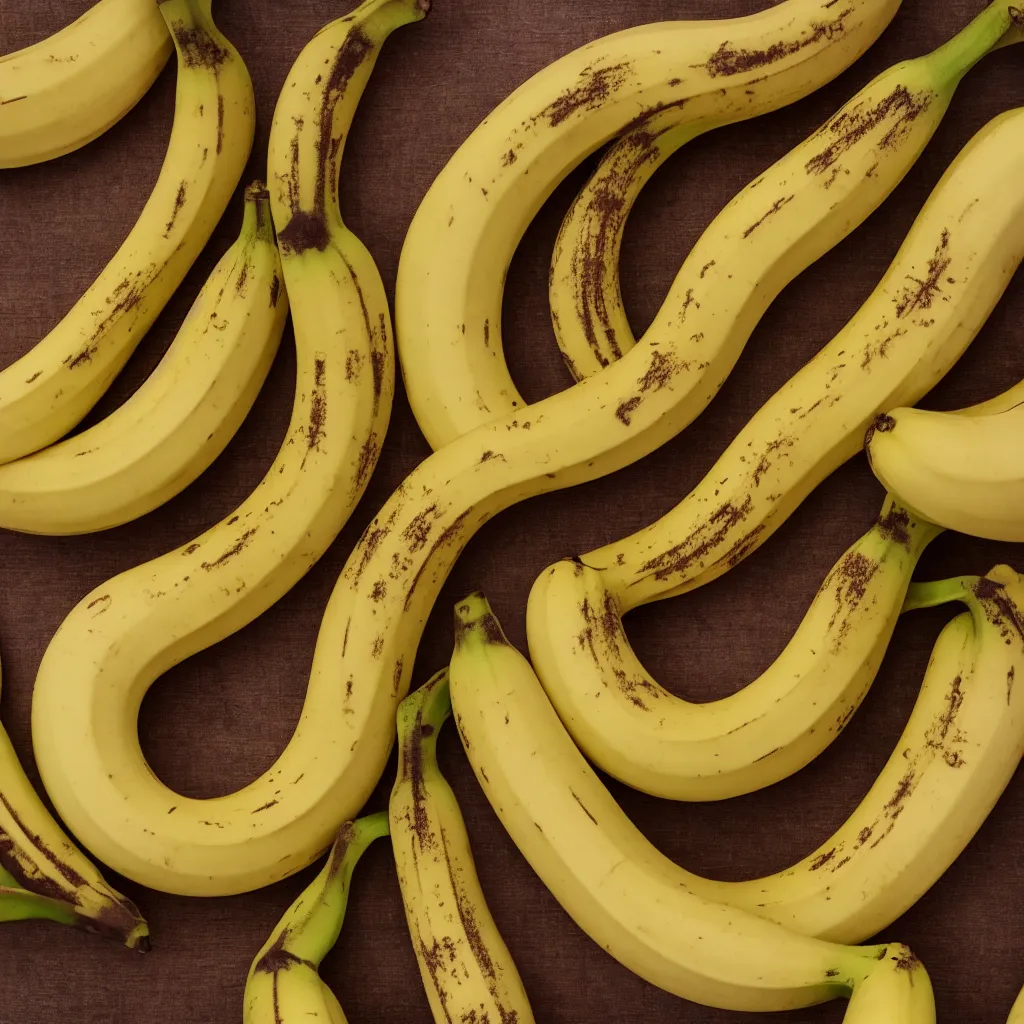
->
550;1;1021;381
555;100;1024;637
391;669;535;1024
29;0;427;898
0;0;172;168
527;494;942;801
243;813;389;1024
0;181;287;535
0;655;148;949
396;0;907;448
1010;984;1024;1024
0;0;254;465
448;592;934;1018
865;374;1024;542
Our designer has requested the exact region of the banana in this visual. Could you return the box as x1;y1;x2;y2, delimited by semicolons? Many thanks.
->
1010;984;1024;1024
865;375;1024;542
448;592;934;1017
550;3;1021;381
527;494;941;801
552;100;1024;638
0;181;287;535
0;655;148;949
396;0;907;448
0;0;172;168
390;669;535;1024
243;813;389;1024
0;0;254;465
29;0;427;897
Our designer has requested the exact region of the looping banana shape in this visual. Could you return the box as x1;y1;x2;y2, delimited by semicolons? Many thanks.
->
243;813;390;1024
527;494;942;801
550;1;1022;381
396;0;905;449
30;0;426;897
0;0;255;465
0;0;172;169
391;670;536;1023
448;593;935;1020
866;373;1024;542
0;182;287;535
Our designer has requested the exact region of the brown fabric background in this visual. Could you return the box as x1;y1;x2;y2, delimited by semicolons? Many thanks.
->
1;0;1023;1020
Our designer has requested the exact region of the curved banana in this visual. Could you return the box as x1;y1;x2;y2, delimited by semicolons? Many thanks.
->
0;0;254;465
391;669;535;1024
396;0;907;448
243;813;389;1024
1009;984;1024;1024
0;181;286;535
559;101;1024;626
448;593;934;1018
0;0;172;168
550;2;1020;380
865;375;1024;542
0;655;148;949
30;0;425;897
527;494;941;800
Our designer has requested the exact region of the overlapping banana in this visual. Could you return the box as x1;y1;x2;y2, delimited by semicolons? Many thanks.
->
866;373;1024;542
527;494;941;800
0;655;148;949
391;670;535;1023
243;813;389;1024
0;182;286;535
396;0;908;448
30;0;425;897
0;0;172;168
0;0;254;465
550;2;1024;380
448;593;935;1019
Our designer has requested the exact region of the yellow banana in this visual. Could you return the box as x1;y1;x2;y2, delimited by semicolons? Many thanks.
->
550;2;1021;380
448;592;934;1018
396;0;906;448
0;182;286;535
29;0;425;896
391;669;535;1024
0;0;172;168
527;494;941;800
0;0;254;465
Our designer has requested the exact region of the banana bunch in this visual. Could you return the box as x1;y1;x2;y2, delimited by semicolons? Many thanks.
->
0;654;148;949
390;670;535;1023
0;182;287;535
550;2;1023;380
0;0;255;466
243;813;389;1024
866;374;1024;542
448;592;935;1020
29;0;427;898
396;0;906;448
528;494;942;801
0;0;172;168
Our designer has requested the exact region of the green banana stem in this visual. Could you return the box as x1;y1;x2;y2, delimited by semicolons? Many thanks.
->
928;1;1023;79
0;884;86;929
454;592;511;652
396;668;452;751
253;811;389;971
902;576;979;613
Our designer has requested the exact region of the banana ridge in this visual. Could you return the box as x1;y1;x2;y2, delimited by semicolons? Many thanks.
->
0;182;287;535
396;0;904;450
0;0;255;465
0;0;173;168
29;0;427;897
527;494;942;801
448;593;935;1018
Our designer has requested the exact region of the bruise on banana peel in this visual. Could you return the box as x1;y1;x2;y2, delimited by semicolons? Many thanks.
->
550;0;1012;389
399;0;906;450
524;496;940;802
391;671;535;1022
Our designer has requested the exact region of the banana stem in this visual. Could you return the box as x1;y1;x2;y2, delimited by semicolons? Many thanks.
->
454;592;513;653
902;576;979;613
0;885;84;929
241;180;275;245
927;0;1022;79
